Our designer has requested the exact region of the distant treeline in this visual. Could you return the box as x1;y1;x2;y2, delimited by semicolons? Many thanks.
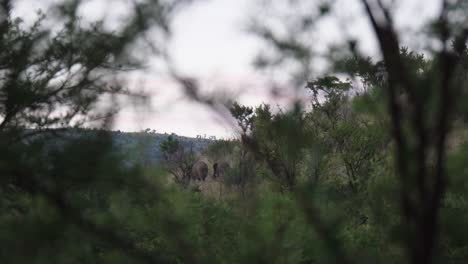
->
23;128;214;165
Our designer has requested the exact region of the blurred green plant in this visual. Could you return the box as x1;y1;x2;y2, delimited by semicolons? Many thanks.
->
0;0;467;264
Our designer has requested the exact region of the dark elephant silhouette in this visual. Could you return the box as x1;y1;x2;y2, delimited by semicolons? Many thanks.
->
191;160;208;181
213;161;230;179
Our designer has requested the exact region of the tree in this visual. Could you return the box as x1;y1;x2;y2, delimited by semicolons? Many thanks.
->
245;0;468;263
0;0;191;263
231;102;317;191
1;0;467;263
305;74;388;193
160;135;196;186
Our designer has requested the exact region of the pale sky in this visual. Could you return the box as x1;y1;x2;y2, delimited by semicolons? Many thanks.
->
12;0;441;138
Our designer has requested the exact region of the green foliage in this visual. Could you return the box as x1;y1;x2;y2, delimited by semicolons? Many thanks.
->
230;103;318;191
160;135;181;155
204;139;237;162
0;1;467;264
160;135;196;186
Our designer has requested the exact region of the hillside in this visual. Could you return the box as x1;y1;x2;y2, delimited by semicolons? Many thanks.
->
111;130;214;165
27;128;214;166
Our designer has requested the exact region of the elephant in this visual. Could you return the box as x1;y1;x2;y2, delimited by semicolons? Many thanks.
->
213;161;230;179
191;160;208;181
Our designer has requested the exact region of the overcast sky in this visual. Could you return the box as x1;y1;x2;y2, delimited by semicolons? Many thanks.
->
12;0;441;138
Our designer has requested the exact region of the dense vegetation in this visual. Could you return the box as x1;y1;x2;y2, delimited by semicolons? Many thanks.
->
0;0;467;263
